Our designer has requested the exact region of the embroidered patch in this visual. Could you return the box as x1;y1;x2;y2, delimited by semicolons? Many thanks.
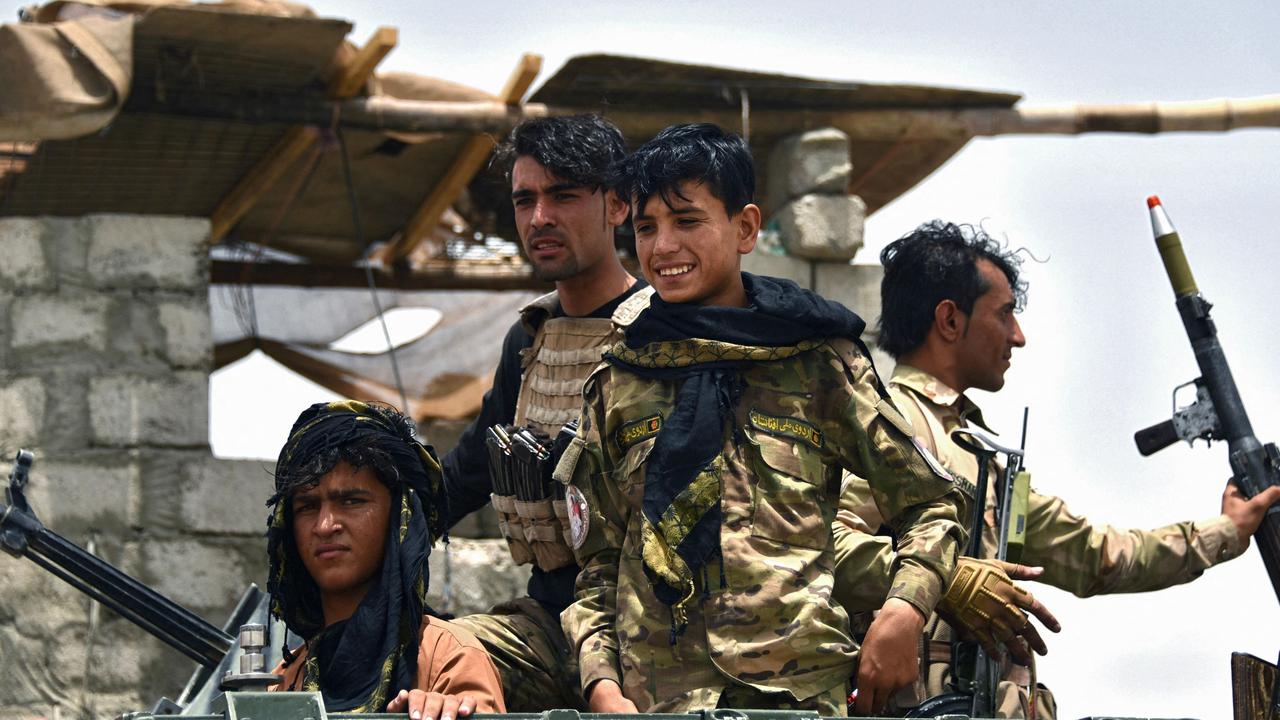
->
566;485;590;550
616;414;663;451
748;408;824;450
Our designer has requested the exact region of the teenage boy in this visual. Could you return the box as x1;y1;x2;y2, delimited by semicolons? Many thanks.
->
268;400;506;718
559;123;970;716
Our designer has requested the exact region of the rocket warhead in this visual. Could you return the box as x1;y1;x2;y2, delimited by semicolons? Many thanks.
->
1146;195;1198;297
1148;195;1177;239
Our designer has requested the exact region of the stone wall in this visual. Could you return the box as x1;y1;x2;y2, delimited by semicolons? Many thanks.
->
0;215;260;719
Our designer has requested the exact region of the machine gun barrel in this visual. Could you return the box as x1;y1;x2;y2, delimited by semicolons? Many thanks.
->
1140;196;1280;603
2;451;233;666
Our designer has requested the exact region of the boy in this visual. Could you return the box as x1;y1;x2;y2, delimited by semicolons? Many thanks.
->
267;400;506;718
560;124;970;716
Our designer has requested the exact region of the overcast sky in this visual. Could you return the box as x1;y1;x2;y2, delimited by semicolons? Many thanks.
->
9;0;1276;716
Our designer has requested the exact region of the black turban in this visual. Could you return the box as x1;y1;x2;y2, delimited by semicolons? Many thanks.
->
266;400;448;712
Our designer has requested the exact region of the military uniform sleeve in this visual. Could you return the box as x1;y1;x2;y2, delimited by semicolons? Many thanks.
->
832;472;896;614
560;372;629;694
825;344;969;617
441;321;531;527
1024;491;1243;597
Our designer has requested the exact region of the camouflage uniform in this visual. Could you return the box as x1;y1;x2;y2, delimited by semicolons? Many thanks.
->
834;363;1245;718
560;334;969;715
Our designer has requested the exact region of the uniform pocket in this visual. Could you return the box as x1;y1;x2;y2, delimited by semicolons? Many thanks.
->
616;436;656;491
746;430;829;550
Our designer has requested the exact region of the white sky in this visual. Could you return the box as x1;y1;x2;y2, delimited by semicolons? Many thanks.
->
9;0;1277;716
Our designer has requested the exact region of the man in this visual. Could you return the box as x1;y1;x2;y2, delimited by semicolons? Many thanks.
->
836;220;1280;717
267;400;505;718
558;123;970;717
441;114;650;711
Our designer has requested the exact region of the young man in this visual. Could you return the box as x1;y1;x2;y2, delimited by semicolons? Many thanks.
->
558;123;970;717
268;400;505;718
836;220;1280;717
441;114;650;711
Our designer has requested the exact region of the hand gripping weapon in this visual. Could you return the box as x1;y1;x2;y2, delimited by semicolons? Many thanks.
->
1135;196;1280;605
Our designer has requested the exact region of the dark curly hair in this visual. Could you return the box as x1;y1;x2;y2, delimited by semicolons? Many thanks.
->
877;220;1028;359
492;114;626;190
611;122;755;217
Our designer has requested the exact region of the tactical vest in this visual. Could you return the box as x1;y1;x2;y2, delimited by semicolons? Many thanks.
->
493;286;654;571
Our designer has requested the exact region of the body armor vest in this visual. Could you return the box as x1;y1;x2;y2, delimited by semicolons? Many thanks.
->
494;286;654;571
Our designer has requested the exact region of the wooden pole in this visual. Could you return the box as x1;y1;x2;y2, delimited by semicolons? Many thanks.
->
379;53;543;264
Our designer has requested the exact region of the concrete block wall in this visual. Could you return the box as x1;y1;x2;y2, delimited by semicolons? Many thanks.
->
0;215;527;718
751;127;894;374
0;215;273;719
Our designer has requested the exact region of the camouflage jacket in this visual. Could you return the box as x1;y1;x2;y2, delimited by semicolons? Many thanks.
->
560;337;968;712
833;364;1243;711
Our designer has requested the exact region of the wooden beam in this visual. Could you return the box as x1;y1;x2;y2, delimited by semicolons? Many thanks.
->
253;338;490;420
329;27;399;100
381;53;543;263
207;27;399;243
210;259;555;292
258;339;423;417
209;126;319;242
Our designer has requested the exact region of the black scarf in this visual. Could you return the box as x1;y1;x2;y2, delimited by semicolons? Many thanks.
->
605;273;866;635
266;400;447;711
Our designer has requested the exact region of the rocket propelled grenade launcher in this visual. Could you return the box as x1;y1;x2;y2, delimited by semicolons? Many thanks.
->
1136;196;1280;604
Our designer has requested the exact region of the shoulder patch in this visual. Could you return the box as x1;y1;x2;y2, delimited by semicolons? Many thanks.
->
610;285;656;327
616;413;662;451
748;408;824;450
566;484;590;550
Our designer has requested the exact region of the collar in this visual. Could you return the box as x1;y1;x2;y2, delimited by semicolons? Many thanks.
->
889;363;993;432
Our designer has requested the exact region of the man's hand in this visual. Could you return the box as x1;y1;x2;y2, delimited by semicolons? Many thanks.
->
854;597;925;715
937;557;1061;666
1222;481;1280;547
586;679;638;713
386;690;476;720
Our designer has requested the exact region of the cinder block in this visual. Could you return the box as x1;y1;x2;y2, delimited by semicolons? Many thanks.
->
178;457;274;535
0;376;46;449
741;249;813;289
774;194;867;262
24;460;139;531
0;218;53;292
88;372;208;447
49;621;161;692
140;451;269;535
10;295;109;351
813;261;883;319
766;128;851;211
141;539;253;610
85;215;209;290
0;626;50;706
0;562;92;636
426;538;530;616
158;298;211;368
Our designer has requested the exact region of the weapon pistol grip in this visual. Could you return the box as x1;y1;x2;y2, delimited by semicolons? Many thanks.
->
1135;419;1180;457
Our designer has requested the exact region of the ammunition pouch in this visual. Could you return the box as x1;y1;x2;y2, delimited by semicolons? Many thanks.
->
486;422;578;571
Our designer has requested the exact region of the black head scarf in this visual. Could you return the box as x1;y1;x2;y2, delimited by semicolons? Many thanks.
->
606;273;868;637
266;400;448;712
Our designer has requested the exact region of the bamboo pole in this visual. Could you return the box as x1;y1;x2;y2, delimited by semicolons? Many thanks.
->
134;92;1280;140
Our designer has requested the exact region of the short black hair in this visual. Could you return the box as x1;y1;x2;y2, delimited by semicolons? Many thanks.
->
878;220;1028;359
612;123;755;217
492;114;626;190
